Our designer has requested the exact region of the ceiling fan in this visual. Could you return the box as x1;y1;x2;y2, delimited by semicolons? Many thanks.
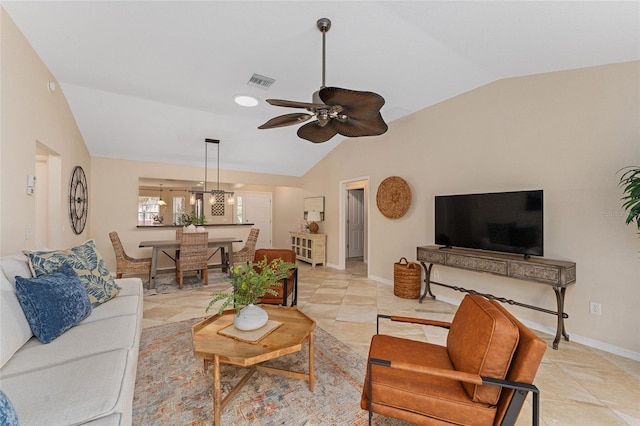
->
258;18;388;143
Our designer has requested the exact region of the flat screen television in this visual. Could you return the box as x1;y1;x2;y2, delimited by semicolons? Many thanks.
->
435;190;543;257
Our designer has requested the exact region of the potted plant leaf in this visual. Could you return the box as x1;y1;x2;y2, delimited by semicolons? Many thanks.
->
178;211;206;226
619;166;640;232
206;256;296;330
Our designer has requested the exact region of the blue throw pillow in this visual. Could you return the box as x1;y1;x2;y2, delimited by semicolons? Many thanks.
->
15;264;92;344
24;239;119;308
0;389;19;425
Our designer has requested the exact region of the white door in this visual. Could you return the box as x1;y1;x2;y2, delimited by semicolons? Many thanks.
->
235;191;272;248
347;189;365;258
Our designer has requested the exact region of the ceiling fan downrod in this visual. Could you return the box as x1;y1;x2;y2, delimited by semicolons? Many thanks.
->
317;18;331;89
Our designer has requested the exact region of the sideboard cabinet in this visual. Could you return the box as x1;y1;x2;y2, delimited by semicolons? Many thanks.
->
290;232;326;267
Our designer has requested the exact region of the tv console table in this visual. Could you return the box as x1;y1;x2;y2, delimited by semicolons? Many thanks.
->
416;246;576;349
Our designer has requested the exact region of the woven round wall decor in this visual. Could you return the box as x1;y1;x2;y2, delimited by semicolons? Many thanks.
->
376;176;412;219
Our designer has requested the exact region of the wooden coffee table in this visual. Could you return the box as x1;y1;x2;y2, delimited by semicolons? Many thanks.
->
192;305;315;425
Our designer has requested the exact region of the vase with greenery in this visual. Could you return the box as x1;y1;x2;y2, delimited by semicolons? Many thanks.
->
619;166;640;232
178;211;206;226
206;256;296;329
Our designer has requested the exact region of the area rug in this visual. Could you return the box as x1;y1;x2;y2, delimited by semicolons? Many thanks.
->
144;272;231;296
132;318;404;425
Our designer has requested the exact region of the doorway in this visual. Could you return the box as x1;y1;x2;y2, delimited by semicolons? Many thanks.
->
34;143;62;249
347;189;365;258
339;178;369;272
233;191;272;249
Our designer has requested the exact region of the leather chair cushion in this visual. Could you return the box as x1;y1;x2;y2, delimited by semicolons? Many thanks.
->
491;299;547;425
254;249;296;304
362;334;497;425
447;295;520;405
259;276;293;300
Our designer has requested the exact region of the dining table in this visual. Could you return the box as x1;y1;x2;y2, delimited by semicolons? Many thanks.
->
139;237;242;289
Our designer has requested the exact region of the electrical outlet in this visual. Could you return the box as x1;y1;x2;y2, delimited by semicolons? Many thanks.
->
589;301;602;315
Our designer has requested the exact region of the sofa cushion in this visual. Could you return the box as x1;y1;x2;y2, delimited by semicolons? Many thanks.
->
0;253;33;285
1;349;130;426
24;240;119;307
112;277;142;297
0;274;33;368
447;295;519;405
0;389;19;426
0;315;138;378
362;334;497;425
15;264;92;344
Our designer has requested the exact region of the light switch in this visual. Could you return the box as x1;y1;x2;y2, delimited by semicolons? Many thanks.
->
26;174;36;195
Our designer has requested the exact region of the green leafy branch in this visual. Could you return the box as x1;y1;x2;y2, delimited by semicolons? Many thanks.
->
619;166;640;231
206;256;296;315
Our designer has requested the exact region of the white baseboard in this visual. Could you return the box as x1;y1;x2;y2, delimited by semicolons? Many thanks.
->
369;274;393;286
373;279;640;361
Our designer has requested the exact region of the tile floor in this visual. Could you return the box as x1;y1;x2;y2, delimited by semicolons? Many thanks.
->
141;259;640;425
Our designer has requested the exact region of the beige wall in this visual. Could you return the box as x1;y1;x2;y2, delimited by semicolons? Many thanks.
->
1;9;91;255
90;157;304;270
2;6;638;356
303;61;640;356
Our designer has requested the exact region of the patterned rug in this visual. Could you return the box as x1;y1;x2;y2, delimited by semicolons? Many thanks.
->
144;272;231;296
132;317;396;425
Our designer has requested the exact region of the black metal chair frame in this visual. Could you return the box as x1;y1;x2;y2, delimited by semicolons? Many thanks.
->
277;267;298;307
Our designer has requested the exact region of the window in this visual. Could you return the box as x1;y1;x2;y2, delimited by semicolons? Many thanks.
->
235;195;244;224
138;196;160;225
173;196;185;224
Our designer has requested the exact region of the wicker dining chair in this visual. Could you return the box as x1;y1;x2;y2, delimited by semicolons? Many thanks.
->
231;228;260;265
109;231;152;281
175;232;209;288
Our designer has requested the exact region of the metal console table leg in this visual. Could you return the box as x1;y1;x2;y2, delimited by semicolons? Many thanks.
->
417;261;570;350
418;262;435;302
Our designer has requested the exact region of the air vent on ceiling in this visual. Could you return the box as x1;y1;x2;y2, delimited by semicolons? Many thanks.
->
247;73;275;89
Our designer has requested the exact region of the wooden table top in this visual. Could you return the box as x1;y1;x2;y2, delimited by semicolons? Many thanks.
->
139;237;241;248
192;305;315;367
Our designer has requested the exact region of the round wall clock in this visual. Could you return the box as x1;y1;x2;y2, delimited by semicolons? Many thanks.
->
68;166;88;234
376;176;412;219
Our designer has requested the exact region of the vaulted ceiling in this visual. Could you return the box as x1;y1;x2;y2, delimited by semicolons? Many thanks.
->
4;1;639;176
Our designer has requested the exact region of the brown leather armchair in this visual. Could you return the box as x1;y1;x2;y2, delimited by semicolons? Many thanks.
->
361;294;546;425
253;248;298;306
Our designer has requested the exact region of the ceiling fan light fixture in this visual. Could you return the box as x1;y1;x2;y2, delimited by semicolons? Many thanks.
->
234;95;259;107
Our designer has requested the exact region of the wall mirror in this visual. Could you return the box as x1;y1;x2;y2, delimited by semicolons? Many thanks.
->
304;196;325;221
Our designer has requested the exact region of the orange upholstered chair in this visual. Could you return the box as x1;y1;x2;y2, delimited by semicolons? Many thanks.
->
362;294;546;426
253;248;298;306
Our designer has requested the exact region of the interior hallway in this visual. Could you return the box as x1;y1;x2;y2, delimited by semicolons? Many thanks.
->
141;259;640;425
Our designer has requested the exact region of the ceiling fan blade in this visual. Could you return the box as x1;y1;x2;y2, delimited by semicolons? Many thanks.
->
332;113;389;138
266;99;326;111
297;121;339;143
319;87;385;120
258;113;312;129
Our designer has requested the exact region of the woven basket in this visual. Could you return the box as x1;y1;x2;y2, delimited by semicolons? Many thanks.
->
393;257;421;299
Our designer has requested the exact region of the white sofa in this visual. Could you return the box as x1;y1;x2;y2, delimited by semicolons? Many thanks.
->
0;253;143;425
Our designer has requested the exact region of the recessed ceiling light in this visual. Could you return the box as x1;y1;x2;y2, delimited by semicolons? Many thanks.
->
234;95;259;107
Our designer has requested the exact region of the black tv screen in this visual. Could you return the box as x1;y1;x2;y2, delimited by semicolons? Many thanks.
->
435;190;543;257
